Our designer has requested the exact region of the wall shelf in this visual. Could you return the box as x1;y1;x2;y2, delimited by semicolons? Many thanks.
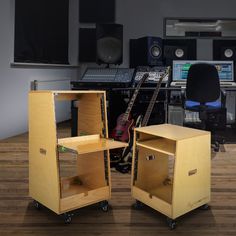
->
11;62;79;69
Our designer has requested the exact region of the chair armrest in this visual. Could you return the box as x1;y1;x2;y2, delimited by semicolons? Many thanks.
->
220;88;227;106
180;88;186;107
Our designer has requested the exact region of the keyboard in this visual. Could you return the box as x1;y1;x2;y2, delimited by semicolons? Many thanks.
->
171;81;236;88
220;82;236;87
133;66;169;86
170;81;186;87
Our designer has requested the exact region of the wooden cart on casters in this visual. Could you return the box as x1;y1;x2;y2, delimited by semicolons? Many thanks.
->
131;124;211;229
29;90;127;223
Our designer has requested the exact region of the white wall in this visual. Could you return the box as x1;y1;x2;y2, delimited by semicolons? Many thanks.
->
0;0;79;140
115;0;236;66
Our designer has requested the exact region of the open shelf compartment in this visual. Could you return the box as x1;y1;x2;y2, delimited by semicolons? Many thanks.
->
60;176;91;198
133;145;174;205
58;150;111;212
136;132;176;156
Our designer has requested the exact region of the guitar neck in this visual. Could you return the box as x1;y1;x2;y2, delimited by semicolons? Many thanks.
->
122;73;149;121
141;68;170;127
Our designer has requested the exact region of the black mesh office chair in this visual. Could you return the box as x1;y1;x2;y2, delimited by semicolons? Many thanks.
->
183;63;226;152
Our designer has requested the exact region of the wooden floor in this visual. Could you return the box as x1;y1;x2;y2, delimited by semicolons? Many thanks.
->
0;123;236;235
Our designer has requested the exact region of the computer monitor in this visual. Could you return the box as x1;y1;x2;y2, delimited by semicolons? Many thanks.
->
172;60;234;82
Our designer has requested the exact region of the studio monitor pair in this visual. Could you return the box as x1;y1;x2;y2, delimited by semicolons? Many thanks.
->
213;40;236;61
129;37;197;68
129;37;163;68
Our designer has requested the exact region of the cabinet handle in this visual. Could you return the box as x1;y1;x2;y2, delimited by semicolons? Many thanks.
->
39;148;47;155
146;155;155;161
188;169;197;176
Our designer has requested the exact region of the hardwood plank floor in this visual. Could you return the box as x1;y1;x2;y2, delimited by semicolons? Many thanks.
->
0;124;236;235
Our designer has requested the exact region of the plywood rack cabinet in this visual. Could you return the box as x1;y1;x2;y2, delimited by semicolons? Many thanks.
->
131;124;211;229
29;90;127;223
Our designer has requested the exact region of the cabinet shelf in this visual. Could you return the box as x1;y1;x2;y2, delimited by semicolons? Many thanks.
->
58;134;127;154
148;184;172;204
136;138;176;155
61;176;92;198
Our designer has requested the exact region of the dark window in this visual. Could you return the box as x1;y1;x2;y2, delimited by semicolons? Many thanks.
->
14;0;69;64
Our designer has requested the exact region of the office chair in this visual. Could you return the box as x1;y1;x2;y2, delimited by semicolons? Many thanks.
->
183;63;226;152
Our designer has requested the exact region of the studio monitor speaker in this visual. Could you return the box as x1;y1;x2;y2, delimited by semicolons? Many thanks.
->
96;23;123;65
213;40;236;61
129;36;163;68
163;39;197;66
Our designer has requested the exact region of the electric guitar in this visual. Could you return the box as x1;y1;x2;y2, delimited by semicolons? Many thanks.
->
120;67;171;164
141;66;171;127
111;73;149;142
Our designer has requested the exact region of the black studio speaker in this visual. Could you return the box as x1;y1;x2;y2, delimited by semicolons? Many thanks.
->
96;23;123;65
129;36;163;68
213;40;236;61
163;39;197;66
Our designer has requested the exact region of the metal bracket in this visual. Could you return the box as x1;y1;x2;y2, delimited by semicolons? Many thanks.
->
103;151;109;185
100;96;106;137
133;147;139;183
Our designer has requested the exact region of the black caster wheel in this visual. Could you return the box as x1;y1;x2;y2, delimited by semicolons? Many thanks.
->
63;213;73;224
199;204;210;210
133;200;143;210
166;217;177;230
100;201;109;212
33;200;41;210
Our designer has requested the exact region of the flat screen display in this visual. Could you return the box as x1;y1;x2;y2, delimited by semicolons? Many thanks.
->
172;60;234;81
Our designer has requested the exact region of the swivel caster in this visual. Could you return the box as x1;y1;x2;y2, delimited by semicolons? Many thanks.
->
133;200;143;210
33;200;42;210
166;217;177;230
199;204;210;210
62;213;73;224
100;200;109;212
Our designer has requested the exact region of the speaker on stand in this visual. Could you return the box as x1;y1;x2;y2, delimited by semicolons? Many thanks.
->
163;39;197;66
96;23;123;66
129;36;163;68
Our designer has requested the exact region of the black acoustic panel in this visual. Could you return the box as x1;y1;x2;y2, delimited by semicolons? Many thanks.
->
79;0;115;23
14;0;68;64
163;39;196;66
213;40;236;61
79;28;96;62
96;23;123;65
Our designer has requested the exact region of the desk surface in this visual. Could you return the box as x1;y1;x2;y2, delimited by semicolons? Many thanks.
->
111;86;236;91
